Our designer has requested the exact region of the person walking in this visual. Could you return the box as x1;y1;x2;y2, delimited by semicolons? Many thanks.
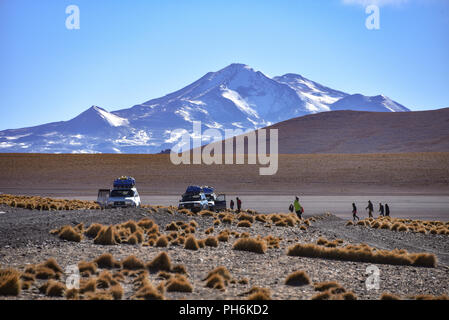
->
289;203;294;213
230;199;235;211
379;203;384;217
294;196;303;219
352;203;360;221
385;203;390;217
236;197;242;213
366;200;374;218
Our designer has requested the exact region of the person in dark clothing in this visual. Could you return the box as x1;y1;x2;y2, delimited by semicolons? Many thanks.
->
230;199;235;211
352;203;359;221
236;197;242;213
294;196;303;219
289;204;294;213
366;200;374;218
379;203;384;216
385;203;390;217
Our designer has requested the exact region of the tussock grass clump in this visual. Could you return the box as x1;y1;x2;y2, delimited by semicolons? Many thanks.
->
137;218;154;230
184;235;200;250
205;227;214;235
246;287;271;300
238;213;255;223
345;221;354;226
85;292;114;300
166;222;179;231
122;255;145;270
0;269;21;296
204;266;232;283
35;266;57;280
199;210;215;217
20;272;35;282
94;226;118;245
287;242;437;267
232;238;267;254
222;215;234;224
217;230;230;242
285;270;311;286
146;252;171;272
45;280;66;297
205;274;226;290
40;258;64;274
155;235;169;247
380;292;401;300
300;225;308;231
57;225;83;242
237;220;252;228
165;275;193;293
213;219;221;226
314;281;342;292
78;261;97;274
205;236;219;247
94;253;121;269
109;284;123;300
66;288;79;300
311;291;331;300
172;264;187;274
79;278;97;294
133;279;164;300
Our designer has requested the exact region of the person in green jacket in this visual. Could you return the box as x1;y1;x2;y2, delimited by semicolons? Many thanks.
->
294;196;303;219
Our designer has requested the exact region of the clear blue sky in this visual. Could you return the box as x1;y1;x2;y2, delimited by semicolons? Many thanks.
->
1;0;448;130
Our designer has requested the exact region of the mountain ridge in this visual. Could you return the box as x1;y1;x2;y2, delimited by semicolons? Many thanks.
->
0;63;412;154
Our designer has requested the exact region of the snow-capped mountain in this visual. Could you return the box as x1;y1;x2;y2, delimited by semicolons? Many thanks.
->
0;63;410;153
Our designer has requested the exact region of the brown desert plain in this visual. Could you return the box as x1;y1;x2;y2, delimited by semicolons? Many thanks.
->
0;152;449;301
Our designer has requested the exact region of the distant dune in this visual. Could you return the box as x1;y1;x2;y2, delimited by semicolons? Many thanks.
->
263;108;449;154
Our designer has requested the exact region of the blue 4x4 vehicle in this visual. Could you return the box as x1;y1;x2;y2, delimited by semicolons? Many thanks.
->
178;186;226;213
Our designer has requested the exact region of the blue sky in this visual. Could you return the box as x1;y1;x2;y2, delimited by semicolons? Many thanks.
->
0;0;448;130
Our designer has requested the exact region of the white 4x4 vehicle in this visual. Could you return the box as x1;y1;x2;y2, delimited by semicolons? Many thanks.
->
106;187;141;208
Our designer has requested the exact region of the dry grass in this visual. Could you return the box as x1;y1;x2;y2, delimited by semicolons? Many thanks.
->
205;227;214;234
314;281;342;292
94;226;119;245
35;266;57;280
165;275;193;293
66;288;79;300
204;236;219;247
172;264;187;274
109;284;124;300
0;194;100;211
155;235;169;247
133;279;164;300
217;230;230;242
79;278;97;294
380;292;401;300
284;270;311;286
287;242;437;267
85;223;104;238
40;258;63;274
246;287;271;300
184;235;200;250
232;238;267;254
120;255;145;270
94;253;121;269
146;252;172;273
45;280;66;297
57;226;83;242
237;220;252;228
78;261;97;274
0;269;21;296
205;274;226;290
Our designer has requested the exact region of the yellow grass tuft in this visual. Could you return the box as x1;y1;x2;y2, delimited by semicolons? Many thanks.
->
184;235;200;250
205;236;219;247
45;280;66;297
122;255;145;270
233;238;267;254
165;275;193;293
285;270;311;286
155;235;169;247
94;226;118;245
380;292;401;300
58;225;83;242
94;253;121;269
78;261;97;274
146;252;172;272
109;284;124;300
246;287;271;300
237;220;252;228
0;269;21;296
84;223;104;238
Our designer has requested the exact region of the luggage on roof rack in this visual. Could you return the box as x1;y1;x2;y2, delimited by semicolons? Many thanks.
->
113;176;136;189
185;185;202;194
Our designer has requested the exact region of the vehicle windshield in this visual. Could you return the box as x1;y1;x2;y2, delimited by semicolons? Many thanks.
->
110;189;134;197
205;194;214;201
182;193;201;202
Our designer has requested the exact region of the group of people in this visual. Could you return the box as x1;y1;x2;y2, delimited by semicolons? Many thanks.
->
229;197;242;212
352;200;390;221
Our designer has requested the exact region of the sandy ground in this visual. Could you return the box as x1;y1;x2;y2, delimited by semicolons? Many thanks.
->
0;205;448;300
